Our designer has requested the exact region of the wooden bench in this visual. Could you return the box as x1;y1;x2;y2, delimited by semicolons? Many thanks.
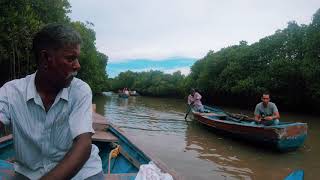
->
92;131;118;143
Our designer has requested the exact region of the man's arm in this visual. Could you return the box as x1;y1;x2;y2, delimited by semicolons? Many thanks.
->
187;95;193;105
40;133;92;180
264;112;280;121
254;104;261;121
254;114;261;121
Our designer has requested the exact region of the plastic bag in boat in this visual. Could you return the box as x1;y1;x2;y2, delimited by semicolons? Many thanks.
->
135;161;173;180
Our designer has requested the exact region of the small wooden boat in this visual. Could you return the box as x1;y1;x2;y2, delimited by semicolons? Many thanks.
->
191;106;307;152
284;170;304;180
0;112;182;179
129;91;140;96
118;93;129;98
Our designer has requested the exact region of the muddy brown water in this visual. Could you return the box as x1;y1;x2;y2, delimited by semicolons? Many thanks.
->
93;92;319;180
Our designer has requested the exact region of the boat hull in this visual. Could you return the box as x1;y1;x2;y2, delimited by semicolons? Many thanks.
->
0;113;183;179
118;93;129;98
192;110;307;152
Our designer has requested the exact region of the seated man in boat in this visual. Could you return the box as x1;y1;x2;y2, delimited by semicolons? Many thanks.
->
188;88;205;112
0;24;103;179
254;92;280;125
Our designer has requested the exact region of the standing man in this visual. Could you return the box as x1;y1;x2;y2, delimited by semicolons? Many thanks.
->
188;88;204;112
0;24;103;179
254;92;280;125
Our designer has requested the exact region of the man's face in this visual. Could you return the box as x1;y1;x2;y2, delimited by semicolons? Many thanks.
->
47;44;81;89
261;94;270;105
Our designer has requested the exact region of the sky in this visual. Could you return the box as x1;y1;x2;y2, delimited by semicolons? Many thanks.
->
68;0;320;63
106;57;196;77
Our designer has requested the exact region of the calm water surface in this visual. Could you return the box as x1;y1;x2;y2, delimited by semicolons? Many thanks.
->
93;92;319;180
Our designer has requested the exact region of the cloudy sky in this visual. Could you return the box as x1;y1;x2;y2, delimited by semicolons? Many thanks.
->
68;0;320;62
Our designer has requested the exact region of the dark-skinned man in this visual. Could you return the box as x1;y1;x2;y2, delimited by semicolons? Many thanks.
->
0;24;103;180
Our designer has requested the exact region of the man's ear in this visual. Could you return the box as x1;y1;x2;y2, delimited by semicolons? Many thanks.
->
40;49;52;65
39;50;51;69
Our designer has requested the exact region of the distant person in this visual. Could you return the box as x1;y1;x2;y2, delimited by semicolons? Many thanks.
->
0;24;103;179
254;92;280;125
188;88;204;112
124;88;129;95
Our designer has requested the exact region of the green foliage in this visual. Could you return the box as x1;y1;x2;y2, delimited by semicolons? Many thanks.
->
110;70;185;97
186;9;320;111
110;8;320;111
72;22;109;93
0;0;109;94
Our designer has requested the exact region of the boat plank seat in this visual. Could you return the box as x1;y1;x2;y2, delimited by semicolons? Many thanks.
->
92;131;118;143
194;112;226;117
0;134;13;143
119;148;141;168
104;173;137;180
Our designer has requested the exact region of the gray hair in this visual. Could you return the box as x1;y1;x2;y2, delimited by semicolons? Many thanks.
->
32;23;82;65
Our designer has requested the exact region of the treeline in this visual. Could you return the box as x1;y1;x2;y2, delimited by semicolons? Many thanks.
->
111;9;320;112
110;70;185;97
0;0;108;93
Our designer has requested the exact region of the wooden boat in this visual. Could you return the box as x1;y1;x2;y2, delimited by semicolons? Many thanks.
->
191;106;307;152
118;93;129;98
284;170;304;180
129;91;140;96
0;112;182;180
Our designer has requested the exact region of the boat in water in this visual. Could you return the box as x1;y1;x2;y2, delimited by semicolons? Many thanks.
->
118;93;129;98
0;112;182;179
191;106;307;152
129;91;140;96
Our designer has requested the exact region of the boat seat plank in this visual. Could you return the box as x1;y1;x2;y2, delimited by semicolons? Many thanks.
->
120;148;141;169
104;173;137;180
92;131;118;142
0;134;13;143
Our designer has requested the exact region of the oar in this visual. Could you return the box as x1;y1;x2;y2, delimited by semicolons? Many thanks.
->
205;105;260;124
184;104;193;120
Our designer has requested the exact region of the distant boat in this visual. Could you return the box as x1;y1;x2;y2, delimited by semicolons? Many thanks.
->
0;113;182;179
118;93;129;98
129;90;140;96
191;106;307;152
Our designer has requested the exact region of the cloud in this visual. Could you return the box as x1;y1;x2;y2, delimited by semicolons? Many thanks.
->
163;67;191;75
69;0;320;62
107;57;196;77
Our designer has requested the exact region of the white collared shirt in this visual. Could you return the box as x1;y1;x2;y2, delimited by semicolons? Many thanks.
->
0;72;102;179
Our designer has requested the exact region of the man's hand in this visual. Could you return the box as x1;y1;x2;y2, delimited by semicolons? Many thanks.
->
40;133;92;180
264;116;274;121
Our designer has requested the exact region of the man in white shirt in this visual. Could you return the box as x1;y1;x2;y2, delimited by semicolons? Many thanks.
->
0;24;103;179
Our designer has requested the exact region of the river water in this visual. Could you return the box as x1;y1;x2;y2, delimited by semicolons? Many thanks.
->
93;92;319;180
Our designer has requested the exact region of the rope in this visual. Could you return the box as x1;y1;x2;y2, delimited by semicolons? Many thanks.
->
108;144;120;174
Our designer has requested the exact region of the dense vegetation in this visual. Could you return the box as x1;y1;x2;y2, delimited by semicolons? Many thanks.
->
0;0;108;93
111;9;320;112
110;70;185;97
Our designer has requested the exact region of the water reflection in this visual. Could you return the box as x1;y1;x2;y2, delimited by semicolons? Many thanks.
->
93;92;319;180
